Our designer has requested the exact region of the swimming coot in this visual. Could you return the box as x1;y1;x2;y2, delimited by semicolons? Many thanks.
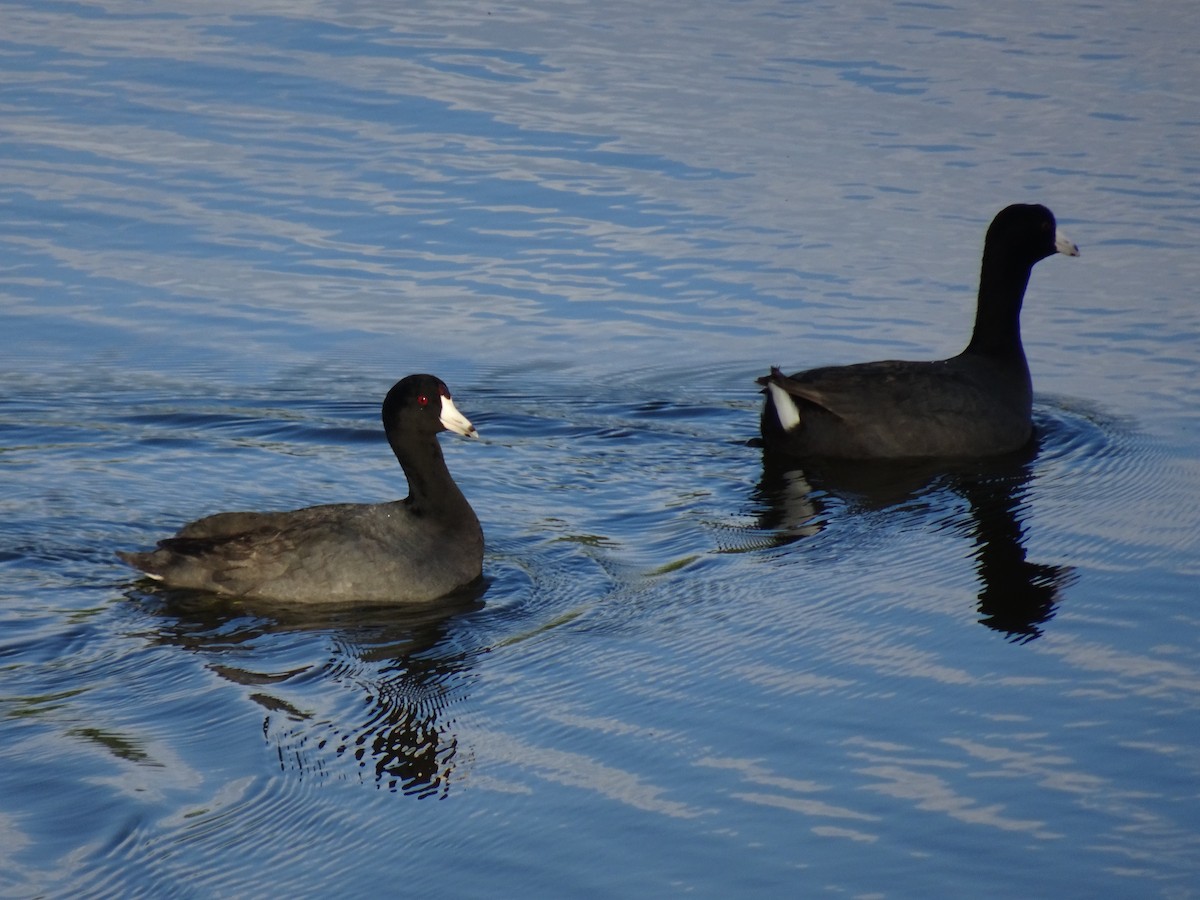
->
118;374;483;604
759;204;1079;459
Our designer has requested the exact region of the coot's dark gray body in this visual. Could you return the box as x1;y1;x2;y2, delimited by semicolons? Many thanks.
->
118;374;483;604
759;204;1079;460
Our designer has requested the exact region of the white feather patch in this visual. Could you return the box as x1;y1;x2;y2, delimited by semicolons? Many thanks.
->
767;382;802;432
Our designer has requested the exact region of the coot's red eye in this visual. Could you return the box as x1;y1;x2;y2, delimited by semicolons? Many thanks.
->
417;394;429;407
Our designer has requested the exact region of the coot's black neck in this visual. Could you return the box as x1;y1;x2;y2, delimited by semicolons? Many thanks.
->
391;435;473;519
963;249;1034;360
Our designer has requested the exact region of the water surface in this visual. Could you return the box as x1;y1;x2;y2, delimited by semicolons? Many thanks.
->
2;1;1199;897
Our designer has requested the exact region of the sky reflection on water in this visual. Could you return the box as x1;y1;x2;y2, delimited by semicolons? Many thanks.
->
2;1;1199;897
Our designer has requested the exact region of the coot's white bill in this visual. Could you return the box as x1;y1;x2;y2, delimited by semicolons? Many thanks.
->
1055;229;1079;257
440;393;478;438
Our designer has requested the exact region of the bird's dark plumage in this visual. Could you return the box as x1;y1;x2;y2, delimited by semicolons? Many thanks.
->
758;204;1079;460
118;374;483;604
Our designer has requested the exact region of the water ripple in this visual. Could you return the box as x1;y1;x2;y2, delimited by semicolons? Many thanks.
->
3;1;1199;896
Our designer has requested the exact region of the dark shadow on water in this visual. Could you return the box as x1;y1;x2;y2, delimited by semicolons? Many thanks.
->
126;579;490;797
754;431;1076;643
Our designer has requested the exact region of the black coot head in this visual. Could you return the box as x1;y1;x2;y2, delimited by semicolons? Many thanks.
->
383;374;477;438
987;204;1080;264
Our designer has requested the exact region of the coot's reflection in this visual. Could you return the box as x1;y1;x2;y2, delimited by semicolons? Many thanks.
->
756;435;1074;642
133;582;487;796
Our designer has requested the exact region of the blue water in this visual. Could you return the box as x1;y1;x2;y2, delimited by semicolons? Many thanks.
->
3;1;1199;897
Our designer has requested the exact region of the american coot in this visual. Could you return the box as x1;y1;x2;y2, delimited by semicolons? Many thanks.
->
118;374;484;604
758;204;1079;459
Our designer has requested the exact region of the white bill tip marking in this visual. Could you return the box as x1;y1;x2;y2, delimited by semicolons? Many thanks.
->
439;393;478;438
1055;228;1080;257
